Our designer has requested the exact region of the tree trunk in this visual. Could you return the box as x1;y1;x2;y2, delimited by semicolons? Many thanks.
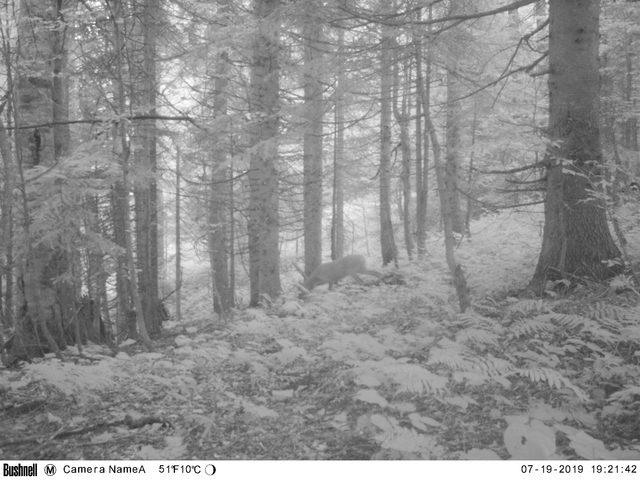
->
85;195;110;342
379;22;398;267
157;189;166;296
393;48;414;260
132;0;160;335
415;6;432;256
11;0;78;359
622;38;638;152
444;69;464;235
414;24;425;257
530;0;621;292
465;102;478;235
228;162;236;306
443;2;465;235
0;118;13;330
248;0;281;305
52;3;71;161
331;5;345;261
175;145;182;324
302;0;324;275
112;0;151;348
50;0;76;342
418;15;470;311
206;7;232;314
111;182;132;338
331;94;345;261
423;103;470;312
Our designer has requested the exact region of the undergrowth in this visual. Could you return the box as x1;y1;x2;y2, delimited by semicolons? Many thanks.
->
1;212;639;459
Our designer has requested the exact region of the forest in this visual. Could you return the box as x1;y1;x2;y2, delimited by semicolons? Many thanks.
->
1;0;640;461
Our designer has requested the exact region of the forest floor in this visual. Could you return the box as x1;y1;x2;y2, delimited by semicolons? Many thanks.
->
2;211;640;460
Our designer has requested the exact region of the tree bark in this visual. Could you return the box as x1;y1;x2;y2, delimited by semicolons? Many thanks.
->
0;118;13;330
85;195;109;342
530;0;621;292
302;0;324;275
414;21;426;257
331;1;345;261
465;102;478;235
112;0;152;348
415;6;432;256
111;182;132;337
379;20;398;267
174;144;182;323
132;0;160;335
393;48;414;260
331;90;345;261
206;7;232;314
11;0;78;359
418;11;470;311
442;1;468;234
248;0;281;305
622;38;638;152
444;67;464;234
422;99;470;312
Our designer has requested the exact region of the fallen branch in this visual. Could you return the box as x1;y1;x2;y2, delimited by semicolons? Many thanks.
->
1;400;47;415
0;415;166;448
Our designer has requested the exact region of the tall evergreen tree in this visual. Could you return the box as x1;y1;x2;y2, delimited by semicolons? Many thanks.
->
248;0;282;305
531;0;621;291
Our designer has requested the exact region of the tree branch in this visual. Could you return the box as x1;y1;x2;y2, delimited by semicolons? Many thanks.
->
340;0;538;28
475;161;546;175
7;115;193;131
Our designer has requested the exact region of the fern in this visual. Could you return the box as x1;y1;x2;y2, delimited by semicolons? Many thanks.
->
564;338;605;355
480;354;516;376
370;414;443;456
607;385;640;403
619;324;640;341
428;344;474;371
551;313;619;344
385;364;449;394
455;311;497;329
515;367;588;401
511;316;552;337
452;370;490;386
588;302;629;323
550;313;589;331
352;360;448;394
507;299;550;317
456;328;499;348
513;349;558;367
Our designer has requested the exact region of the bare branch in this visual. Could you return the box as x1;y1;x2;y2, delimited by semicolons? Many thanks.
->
475;161;546;175
339;0;538;28
8;115;193;131
496;187;544;193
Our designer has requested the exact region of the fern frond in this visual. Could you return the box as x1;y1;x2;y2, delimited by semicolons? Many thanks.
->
514;349;558;367
456;328;499;347
619;325;640;342
580;324;619;345
515;367;588;401
428;345;473;371
352;360;448;394
480;355;516;376
456;311;496;329
380;363;449;394
551;313;619;344
607;385;640;403
588;302;628;323
511;316;552;337
551;313;588;330
564;338;605;355
507;299;550;317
